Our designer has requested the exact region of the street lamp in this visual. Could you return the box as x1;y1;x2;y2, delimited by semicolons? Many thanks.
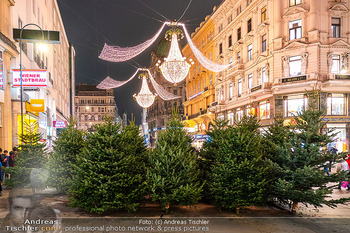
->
19;23;46;137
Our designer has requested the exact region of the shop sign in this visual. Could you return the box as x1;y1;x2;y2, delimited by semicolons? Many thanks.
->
53;121;67;128
12;69;47;87
26;99;45;116
251;85;262;92
282;75;307;83
335;75;350;80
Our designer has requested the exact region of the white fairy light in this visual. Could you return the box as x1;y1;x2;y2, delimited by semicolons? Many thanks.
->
158;31;191;85
146;69;181;101
97;68;141;89
179;23;233;72
133;73;157;109
99;23;167;62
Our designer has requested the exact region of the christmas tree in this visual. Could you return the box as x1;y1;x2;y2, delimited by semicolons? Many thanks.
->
68;117;148;214
270;93;350;213
203;117;272;211
47;118;85;193
5;122;48;190
147;110;203;212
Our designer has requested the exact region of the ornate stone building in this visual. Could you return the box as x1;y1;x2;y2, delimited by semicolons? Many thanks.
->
208;0;350;152
182;15;216;149
75;84;120;131
146;37;186;147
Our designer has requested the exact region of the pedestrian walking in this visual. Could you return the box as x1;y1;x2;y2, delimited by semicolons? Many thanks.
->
337;157;350;191
329;145;338;172
2;150;9;181
0;148;4;182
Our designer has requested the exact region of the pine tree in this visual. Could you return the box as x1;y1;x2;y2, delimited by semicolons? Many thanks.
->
68;117;148;214
270;93;350;213
203;117;272;211
47;119;85;193
5;122;48;190
147;110;203;212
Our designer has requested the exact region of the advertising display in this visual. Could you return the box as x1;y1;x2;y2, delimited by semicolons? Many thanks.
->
26;99;45;116
53;121;68;128
12;69;48;87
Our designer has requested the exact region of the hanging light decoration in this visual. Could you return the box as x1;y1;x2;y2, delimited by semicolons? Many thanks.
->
157;26;192;85
133;73;157;109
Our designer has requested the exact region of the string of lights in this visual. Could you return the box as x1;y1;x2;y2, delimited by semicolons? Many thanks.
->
96;68;141;89
98;22;167;62
180;23;233;72
146;69;181;101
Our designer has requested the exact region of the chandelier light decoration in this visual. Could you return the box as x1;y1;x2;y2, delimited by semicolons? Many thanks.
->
146;69;181;101
96;68;142;89
99;23;167;62
156;27;192;85
133;73;157;109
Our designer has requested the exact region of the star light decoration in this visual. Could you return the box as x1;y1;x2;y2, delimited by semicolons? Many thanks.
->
133;73;157;109
156;27;193;86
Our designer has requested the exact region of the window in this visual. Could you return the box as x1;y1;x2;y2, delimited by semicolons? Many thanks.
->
247;19;252;32
290;0;302;6
259;100;270;119
219;43;223;54
248;74;253;88
238;78;242;97
229;57;233;67
173;89;178;95
219;86;224;101
262;34;267;52
289;19;302;40
228;14;233;24
248;44;253;61
332;17;341;38
228;35;232;47
289;55;302;76
246;105;255;116
262;67;268;83
247;0;253;5
219;24;223;32
228;112;234;125
0;51;3;90
210;74;213;85
237;27;242;40
327;94;346;115
236;108;243;121
229;83;233;100
261;6;267;22
237;51;241;59
284;95;307;117
237;5;242;15
203;78;206;89
331;54;341;74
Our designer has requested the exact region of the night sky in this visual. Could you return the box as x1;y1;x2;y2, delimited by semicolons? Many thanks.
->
57;0;223;124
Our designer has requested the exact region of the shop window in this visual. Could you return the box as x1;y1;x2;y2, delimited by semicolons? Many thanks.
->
331;55;341;74
246;105;256;116
262;67;268;83
237;27;241;40
262;34;267;52
289;19;302;40
290;0;301;6
248;74;253;89
332;18;341;38
284;95;307;117
236;108;243;121
261;6;267;22
218;113;225;121
327;93;346;115
327;123;347;152
247;18;252;33
229;83;233;100
248;44;253;61
289;55;302;76
259;100;270;119
228;112;234;125
238;78;242;97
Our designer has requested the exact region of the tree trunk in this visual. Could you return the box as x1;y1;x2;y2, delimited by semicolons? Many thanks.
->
165;202;170;214
291;201;298;215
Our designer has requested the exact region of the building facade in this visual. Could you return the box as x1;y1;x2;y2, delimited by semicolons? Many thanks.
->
0;0;17;151
146;37;186;147
207;0;350;152
8;0;75;148
182;15;216;149
75;83;120;131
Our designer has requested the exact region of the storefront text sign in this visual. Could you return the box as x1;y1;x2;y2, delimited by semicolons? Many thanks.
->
53;121;67;128
251;85;262;92
282;75;307;83
12;69;47;87
335;75;350;80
